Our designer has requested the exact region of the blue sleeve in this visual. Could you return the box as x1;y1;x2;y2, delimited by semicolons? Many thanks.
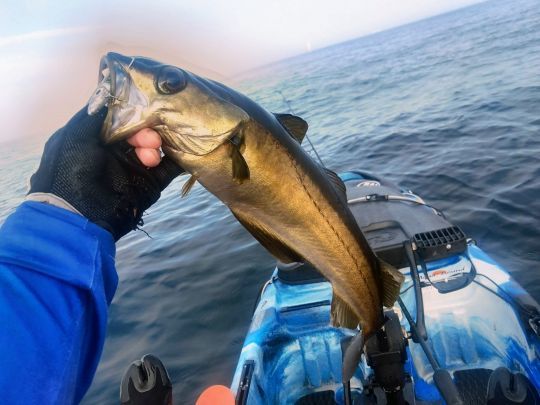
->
0;201;118;404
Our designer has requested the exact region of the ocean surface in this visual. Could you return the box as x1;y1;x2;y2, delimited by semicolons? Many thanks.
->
1;0;539;403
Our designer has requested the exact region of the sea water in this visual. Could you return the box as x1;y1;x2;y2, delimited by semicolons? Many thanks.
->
0;0;538;402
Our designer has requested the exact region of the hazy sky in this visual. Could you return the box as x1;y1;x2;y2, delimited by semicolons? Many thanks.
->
0;0;483;142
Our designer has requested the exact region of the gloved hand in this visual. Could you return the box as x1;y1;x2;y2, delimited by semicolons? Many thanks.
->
28;106;184;240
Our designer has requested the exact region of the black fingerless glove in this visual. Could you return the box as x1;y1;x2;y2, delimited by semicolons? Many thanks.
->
28;107;184;241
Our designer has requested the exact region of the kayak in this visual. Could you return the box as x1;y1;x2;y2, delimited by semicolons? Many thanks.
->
229;170;540;405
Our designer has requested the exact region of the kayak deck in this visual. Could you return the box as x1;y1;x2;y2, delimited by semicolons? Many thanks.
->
401;247;540;402
232;249;540;404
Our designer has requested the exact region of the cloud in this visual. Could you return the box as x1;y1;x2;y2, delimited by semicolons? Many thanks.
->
0;0;487;142
0;26;93;48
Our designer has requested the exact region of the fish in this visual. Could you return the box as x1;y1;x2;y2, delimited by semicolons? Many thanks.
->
89;52;404;381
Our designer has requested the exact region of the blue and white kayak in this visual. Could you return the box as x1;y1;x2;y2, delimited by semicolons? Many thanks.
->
230;171;540;405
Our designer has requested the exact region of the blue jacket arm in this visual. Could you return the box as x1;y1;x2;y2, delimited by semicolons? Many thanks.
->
0;201;118;404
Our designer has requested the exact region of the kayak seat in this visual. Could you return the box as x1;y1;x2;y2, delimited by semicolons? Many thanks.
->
454;368;493;404
294;390;336;405
277;261;327;285
454;367;540;404
294;389;365;405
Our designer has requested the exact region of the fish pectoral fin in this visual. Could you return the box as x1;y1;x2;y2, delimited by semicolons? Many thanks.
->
379;259;405;307
274;113;308;144
231;211;302;264
229;135;250;184
181;175;198;197
323;167;347;199
330;293;359;329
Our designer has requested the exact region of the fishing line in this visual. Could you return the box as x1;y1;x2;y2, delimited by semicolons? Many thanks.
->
276;90;325;166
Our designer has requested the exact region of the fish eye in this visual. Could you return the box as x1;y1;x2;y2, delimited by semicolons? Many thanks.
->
156;66;187;94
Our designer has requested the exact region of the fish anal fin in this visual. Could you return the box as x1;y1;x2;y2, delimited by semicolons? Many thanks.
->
379;259;405;307
274;113;308;144
331;293;359;329
181;175;198;197
323;167;347;199
231;211;302;264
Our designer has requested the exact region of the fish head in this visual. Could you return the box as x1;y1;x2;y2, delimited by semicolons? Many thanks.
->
89;52;249;155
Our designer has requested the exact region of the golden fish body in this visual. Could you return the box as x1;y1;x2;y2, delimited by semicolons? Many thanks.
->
91;53;404;378
168;119;384;337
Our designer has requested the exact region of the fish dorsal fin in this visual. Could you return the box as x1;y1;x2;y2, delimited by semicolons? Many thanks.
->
379;259;405;307
231;210;302;264
323;167;347;199
330;293;359;329
274;113;308;144
228;132;250;184
181;175;198;197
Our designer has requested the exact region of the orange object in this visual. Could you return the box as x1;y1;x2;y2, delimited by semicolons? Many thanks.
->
196;385;235;405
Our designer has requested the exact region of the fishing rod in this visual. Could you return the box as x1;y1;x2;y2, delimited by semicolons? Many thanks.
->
276;90;325;166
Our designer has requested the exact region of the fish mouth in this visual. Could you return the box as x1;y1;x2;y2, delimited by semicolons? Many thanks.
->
97;52;134;105
88;52;149;142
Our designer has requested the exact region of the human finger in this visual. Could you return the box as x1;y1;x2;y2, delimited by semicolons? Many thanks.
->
127;128;162;149
135;147;161;167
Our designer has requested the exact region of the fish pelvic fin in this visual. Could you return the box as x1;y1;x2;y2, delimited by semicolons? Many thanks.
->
231;211;303;264
181;175;198;197
274;113;308;144
331;293;359;329
379;259;405;307
228;131;250;184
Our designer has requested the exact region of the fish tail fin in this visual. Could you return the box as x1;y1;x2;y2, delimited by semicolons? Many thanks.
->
331;293;359;329
379;259;405;307
342;331;365;383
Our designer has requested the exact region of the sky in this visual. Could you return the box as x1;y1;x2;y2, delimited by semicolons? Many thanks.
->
0;0;484;143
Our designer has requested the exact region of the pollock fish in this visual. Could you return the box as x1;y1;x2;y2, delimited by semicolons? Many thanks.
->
88;52;404;381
